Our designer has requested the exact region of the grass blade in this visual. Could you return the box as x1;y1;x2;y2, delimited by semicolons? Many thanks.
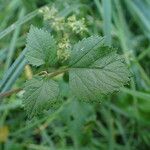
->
121;88;150;100
0;48;28;92
102;0;112;46
0;10;38;40
5;8;26;71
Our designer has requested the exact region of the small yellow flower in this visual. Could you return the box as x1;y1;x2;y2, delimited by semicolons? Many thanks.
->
51;17;65;31
67;15;88;34
57;34;71;62
39;6;58;20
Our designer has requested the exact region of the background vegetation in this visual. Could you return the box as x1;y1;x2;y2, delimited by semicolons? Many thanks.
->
0;0;150;149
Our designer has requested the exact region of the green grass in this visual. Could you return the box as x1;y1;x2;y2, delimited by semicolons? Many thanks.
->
0;0;150;149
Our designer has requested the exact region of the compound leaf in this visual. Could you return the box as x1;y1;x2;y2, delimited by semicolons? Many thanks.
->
23;77;59;118
25;26;57;66
69;36;130;102
23;33;131;117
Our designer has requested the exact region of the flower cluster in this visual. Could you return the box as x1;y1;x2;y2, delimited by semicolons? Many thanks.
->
40;6;87;34
39;6;65;31
40;6;88;62
67;15;87;34
39;6;58;20
51;17;65;31
57;34;71;62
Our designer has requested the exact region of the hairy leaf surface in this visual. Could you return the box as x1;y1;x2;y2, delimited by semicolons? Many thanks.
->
25;26;57;66
69;37;130;102
23;77;59;118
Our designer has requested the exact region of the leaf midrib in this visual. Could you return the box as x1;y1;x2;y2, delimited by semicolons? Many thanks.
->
69;37;104;67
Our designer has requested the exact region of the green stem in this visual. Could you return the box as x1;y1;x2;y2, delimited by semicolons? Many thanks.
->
47;67;69;78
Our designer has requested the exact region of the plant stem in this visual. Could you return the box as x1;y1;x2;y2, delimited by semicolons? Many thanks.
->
47;67;69;78
0;88;22;99
0;68;69;99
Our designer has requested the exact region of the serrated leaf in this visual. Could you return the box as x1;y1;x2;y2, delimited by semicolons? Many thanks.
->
23;33;131;117
69;36;130;102
69;35;104;67
23;77;59;118
25;25;57;66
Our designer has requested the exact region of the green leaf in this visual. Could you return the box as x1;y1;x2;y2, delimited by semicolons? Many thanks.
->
69;35;104;67
23;34;130;117
23;77;59;118
25;26;57;66
69;36;130;102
